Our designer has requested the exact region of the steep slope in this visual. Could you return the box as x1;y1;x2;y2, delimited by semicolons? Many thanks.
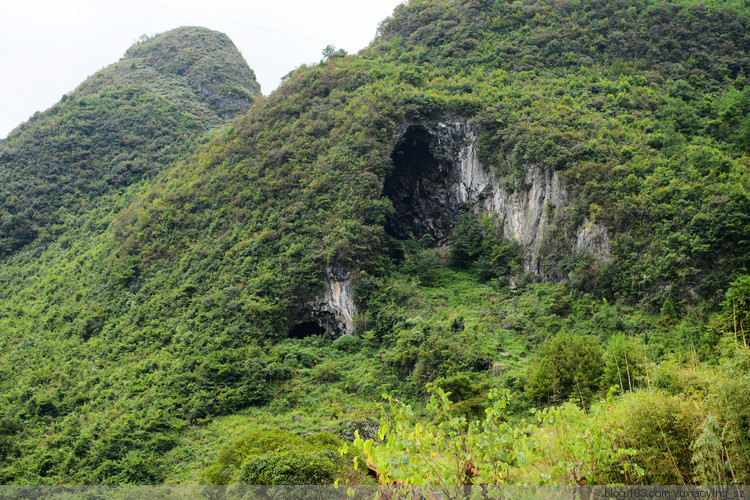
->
113;0;750;309
0;27;259;258
1;0;750;486
0;27;261;484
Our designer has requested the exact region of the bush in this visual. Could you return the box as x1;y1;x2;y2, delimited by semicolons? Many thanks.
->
237;449;337;485
312;361;342;383
449;212;521;281
204;429;353;485
611;391;702;484
432;373;490;421
332;334;361;353
526;331;603;405
0;418;21;462
449;212;485;270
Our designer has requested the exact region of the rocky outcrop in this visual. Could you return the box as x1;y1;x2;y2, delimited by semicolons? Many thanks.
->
300;117;612;337
290;267;356;338
447;120;567;271
383;123;464;241
576;219;611;261
319;267;356;336
383;117;587;273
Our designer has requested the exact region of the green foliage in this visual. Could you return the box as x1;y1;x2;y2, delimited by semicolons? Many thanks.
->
432;373;490;421
359;355;750;486
602;334;647;393
125;27;260;116
525;331;604;405
354;385;640;487
702;346;750;483
0;418;21;465
352;386;534;487
691;415;727;484
532;398;641;484
449;212;486;269
449;212;521;281
397;237;444;285
720;275;750;346
0;27;258;259
237;450;336;485
204;429;356;485
332;334;362;353
611;391;702;484
1;0;750;486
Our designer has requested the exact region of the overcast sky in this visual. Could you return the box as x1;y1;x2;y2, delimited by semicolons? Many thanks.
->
0;0;405;139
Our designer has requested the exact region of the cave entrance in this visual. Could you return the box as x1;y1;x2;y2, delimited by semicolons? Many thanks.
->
382;125;462;243
288;321;327;339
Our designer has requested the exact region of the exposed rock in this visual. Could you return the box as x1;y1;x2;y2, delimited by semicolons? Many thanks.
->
383;124;464;241
575;218;611;261
290;267;356;338
383;117;587;273
337;419;380;441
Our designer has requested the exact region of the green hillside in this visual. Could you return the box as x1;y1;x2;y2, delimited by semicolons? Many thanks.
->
1;0;749;486
0;26;259;259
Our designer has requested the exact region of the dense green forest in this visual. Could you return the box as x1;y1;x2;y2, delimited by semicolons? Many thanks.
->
0;0;749;487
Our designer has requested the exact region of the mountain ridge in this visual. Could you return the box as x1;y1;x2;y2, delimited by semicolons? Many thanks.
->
0;26;260;259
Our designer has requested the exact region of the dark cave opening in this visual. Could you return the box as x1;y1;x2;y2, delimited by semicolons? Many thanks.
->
382;125;461;243
288;321;328;339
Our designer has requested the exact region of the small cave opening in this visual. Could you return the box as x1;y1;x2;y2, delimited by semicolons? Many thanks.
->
288;320;328;339
382;125;462;243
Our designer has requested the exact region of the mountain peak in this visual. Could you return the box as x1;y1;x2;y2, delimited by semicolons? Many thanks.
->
124;26;261;116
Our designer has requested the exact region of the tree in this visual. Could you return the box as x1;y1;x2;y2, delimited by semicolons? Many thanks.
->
602;334;646;393
526;331;603;405
721;275;750;347
321;44;347;61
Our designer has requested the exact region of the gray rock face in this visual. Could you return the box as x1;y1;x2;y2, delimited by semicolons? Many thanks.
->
575;219;611;261
318;267;356;336
291;267;356;338
383;117;610;273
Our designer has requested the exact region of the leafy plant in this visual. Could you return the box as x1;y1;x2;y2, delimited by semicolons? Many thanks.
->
351;386;534;488
525;331;604;405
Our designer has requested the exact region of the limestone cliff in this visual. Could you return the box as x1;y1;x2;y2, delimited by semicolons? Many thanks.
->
302;116;613;338
383;117;610;273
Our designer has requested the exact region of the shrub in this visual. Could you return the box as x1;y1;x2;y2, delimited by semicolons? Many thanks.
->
449;212;521;280
332;334;361;353
532;399;639;484
204;429;355;485
432;373;490;421
611;391;702;484
312;361;342;383
525;331;603;405
237;449;337;485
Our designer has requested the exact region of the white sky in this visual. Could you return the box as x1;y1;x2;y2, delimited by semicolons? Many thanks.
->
0;0;405;139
